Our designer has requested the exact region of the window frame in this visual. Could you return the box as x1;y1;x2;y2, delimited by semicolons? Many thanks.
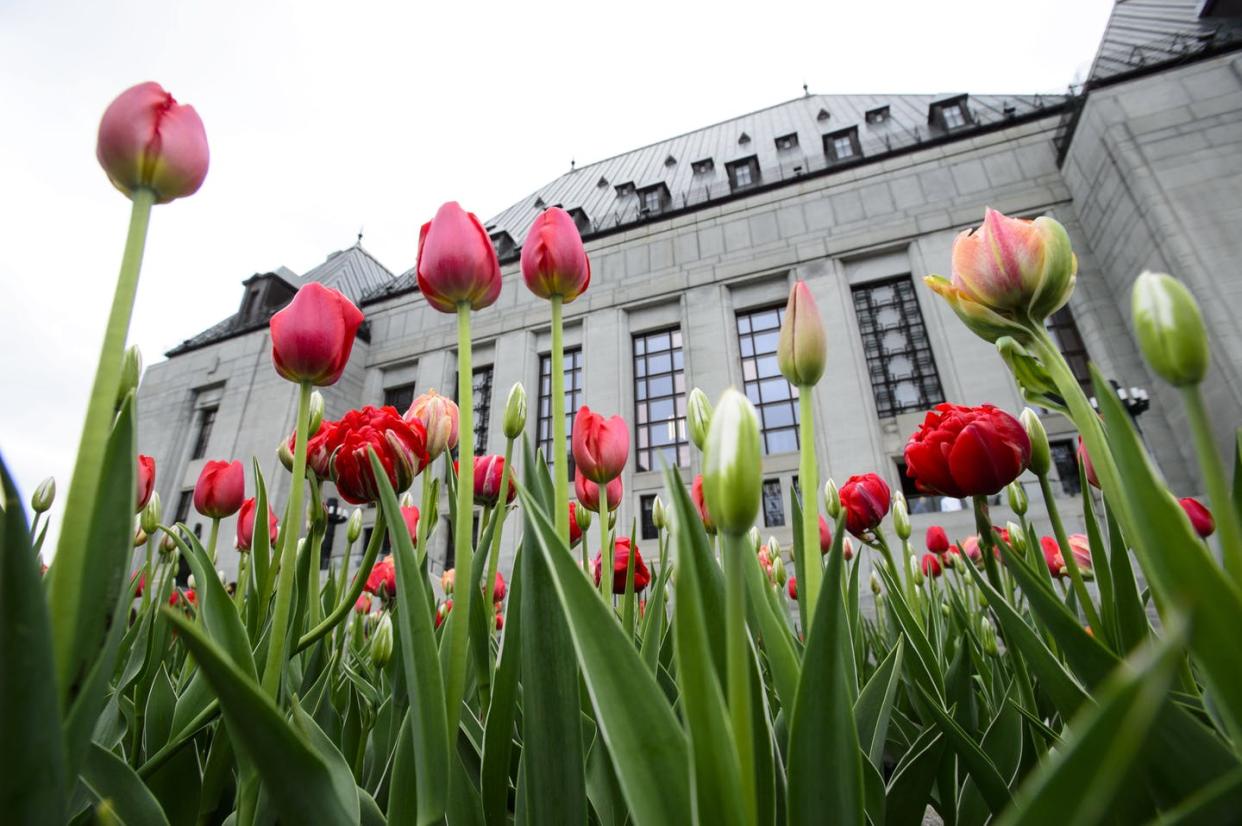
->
824;126;861;162
632;327;689;472
774;132;799;151
736;303;801;455
383;382;417;414
851;276;945;418
190;405;218;460
639;493;659;540
538;346;584;480
761;478;786;528
725;156;761;192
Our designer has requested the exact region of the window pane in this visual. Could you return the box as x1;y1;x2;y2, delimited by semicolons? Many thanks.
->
538;348;582;480
633;327;688;471
762;479;785;527
736;304;801;454
851;277;944;418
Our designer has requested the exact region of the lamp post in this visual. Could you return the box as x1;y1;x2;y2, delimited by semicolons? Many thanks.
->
1089;379;1151;432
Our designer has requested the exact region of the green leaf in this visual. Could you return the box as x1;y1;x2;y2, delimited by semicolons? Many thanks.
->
291;696;362;825
914;684;1012;816
741;545;801;714
1153;766;1242;825
80;742;170;826
0;456;65;822
787;512;864;826
885;728;946;826
162;608;357;825
143;665;176;756
514;469;692;825
368;450;450;825
995;621;1185;826
246;459;273;637
1104;502;1151;654
855;639;903;770
387;710;418;826
166;527;255;678
481;546;523;826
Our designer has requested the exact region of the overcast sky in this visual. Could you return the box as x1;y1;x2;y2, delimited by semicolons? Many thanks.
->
0;0;1114;533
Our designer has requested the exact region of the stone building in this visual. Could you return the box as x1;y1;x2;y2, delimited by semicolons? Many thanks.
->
137;0;1242;584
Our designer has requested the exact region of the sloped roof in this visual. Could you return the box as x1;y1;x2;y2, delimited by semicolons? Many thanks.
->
1088;0;1242;83
166;243;394;356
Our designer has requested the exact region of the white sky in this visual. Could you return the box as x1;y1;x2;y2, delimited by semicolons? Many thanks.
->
0;0;1114;530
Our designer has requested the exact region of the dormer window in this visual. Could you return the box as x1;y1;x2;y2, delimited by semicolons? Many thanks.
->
597;176;609;188
637;183;671;216
568;207;591;235
238;273;296;324
615;181;636;198
691;158;715;175
774;133;799;151
824;127;861;162
726;156;761;192
664;154;677;167
738;132;751;145
490;231;516;258
817;108;831;122
534;196;546;209
942;103;966;129
865;105;890;125
930;95;972;131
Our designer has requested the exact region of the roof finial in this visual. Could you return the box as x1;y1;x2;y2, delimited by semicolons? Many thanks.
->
802;82;809;97
570;158;576;171
356;226;364;246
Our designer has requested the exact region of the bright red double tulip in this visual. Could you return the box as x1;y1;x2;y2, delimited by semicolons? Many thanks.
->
417;202;503;313
904;404;1031;498
592;537;650;594
236;497;278;552
193;460;244;519
572;406;629;484
839;473;891;537
926;525;950;555
1179;497;1215;538
294;419;340;479
456;455;516;508
575;469;622;513
691;474;716;534
365;555;397;598
521;207;592;303
329;406;429;505
136;454;156;513
96;81;209;204
269;283;365;387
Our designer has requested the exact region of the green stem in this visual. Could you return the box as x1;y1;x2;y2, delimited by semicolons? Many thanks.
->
49;189;154;697
295;511;386;654
551;294;570;545
141;536;154;615
1181;386;1242;582
415;461;435;567
484;437;515;609
723;531;757;822
598;506;612;601
444;303;476;734
973;497;1005;596
1038;474;1103;633
206;518;220;565
260;380;313;698
233;552;249;612
797;388;823;618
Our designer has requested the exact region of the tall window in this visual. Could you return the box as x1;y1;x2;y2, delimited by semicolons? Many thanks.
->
633;328;688;471
639;494;659;540
852;277;944;418
762;479;786;527
471;366;494;455
737;305;800;454
174;490;194;524
1045;306;1091;392
1049;438;1082;497
538;347;584;479
190;406;217;460
383;382;417;413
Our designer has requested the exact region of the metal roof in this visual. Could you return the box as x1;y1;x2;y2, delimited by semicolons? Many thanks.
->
1088;0;1242;82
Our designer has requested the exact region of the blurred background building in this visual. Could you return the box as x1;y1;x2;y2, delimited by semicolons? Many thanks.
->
137;0;1242;583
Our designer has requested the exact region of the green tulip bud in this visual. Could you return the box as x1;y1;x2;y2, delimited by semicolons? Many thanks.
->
1006;482;1028;515
277;438;295;472
30;476;55;514
575;501;593;533
892;493;911;540
702;389;762;535
940;602;951;618
823;479;841;519
772;555;787;586
117;345;143;407
1131;271;1209;387
160;532;177;556
133;527;148;547
870;571;882;595
652;496;667;530
347;509;363;544
400;491;415;509
308;391;325;437
503;382;527;439
1019;408;1051;478
607;510;617;530
909;554;924;586
1005;521;1026;553
767;536;782;561
745;525;760;551
370;613;394;667
140;491;162;535
980;616;999;657
687;388;713;452
777;281;827;386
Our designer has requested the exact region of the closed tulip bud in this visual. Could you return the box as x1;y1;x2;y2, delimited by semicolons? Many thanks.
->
96;82;209;204
572;406;629;483
194;460;245;519
31;477;55;513
1005;521;1026;553
773;555;787;586
652;496;667;531
503;383;527;439
702;389;762;535
406;389;460;460
767;536;782;560
980;616;999;656
417;201;503;313
140;492;162;535
687;388;713;452
824;479;841;519
347;509;363;544
1132;271;1209;387
1179;497;1215;538
269;283;365;387
1019;408;1051;478
160;532;177;556
941;602;951;618
909;554;924;586
744;526;760;551
870;571;882;596
521;207;592;302
777;281;827;387
308;391;325;436
400;491;415;509
892;493;911;540
118;346;143;405
277;438;295;472
370;613;394;667
133;527;148;547
1007;481;1028;515
575;501;593;534
608;510;617;530
441;568;456;596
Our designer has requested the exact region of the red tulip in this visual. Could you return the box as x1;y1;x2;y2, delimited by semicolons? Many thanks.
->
354;594;373;614
136;454;156;513
818;514;832;555
495;607;505;631
96;81;208;204
1068;534;1092;574
575;468;622;513
571;406;629;483
838;473;891;537
926;526;950;555
269;283;365;387
1179;497;1215;538
690;474;716;534
400;505;420;540
568;501;583;547
1039;536;1066;577
921;553;943;578
405;389;459;460
521;207;592;302
170;588;197;608
960;536;983;565
236;497;278;552
193;460;244;519
436;599;453;629
131;570;146;597
416;202;502;313
1039;534;1092;578
293;418;340;479
592;536;650;594
1077;436;1100;489
492;572;507;603
457;455;516;508
904;404;1031;498
787;576;798;600
365;555;396;598
329;406;429;505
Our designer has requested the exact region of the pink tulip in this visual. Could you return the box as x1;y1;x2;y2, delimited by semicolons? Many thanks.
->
950;208;1075;314
521;207;592;302
236;497;278;552
690;474;715;534
1077;436;1100;489
416;202;502;313
571;406;629;483
926;525;950;555
1179;497;1215;538
404;389;459;460
575;469;622;513
96;81;209;203
193;460;244;519
269;283;365;387
136;454;156;513
400;505;420;541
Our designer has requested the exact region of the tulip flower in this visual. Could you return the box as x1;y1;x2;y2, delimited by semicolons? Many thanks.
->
690;474;716;534
495;608;505;631
1179;497;1215;538
575;469;623;513
904;404;1031;498
441;568;457;596
503;382;528;440
921;553;943;579
354;594;373;614
457;455;516;508
777;281;827;387
492;572;507;603
136;454;156;513
405;389;459;460
823;479;841;519
926;526;950;555
571;406;629;483
236;497;278;552
1039;535;1093;579
592;537;651;594
1077;436;1100;489
347;509;363;544
96;81;209;204
701;389;762;535
1131;272;1208;387
31;476;56;514
686;388;713;452
140;493;161;536
818;515;833;555
568;501;584;547
838;473;891;537
436;599;453;629
170;588;197;608
950;208;1076;320
328;406;429;505
400;505;420;541
787;576;797;600
193;460;244;519
365;555;397;598
268;283;365;387
892;493;912;540
416;202;503;313
370;614;394;666
521;207;592;302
